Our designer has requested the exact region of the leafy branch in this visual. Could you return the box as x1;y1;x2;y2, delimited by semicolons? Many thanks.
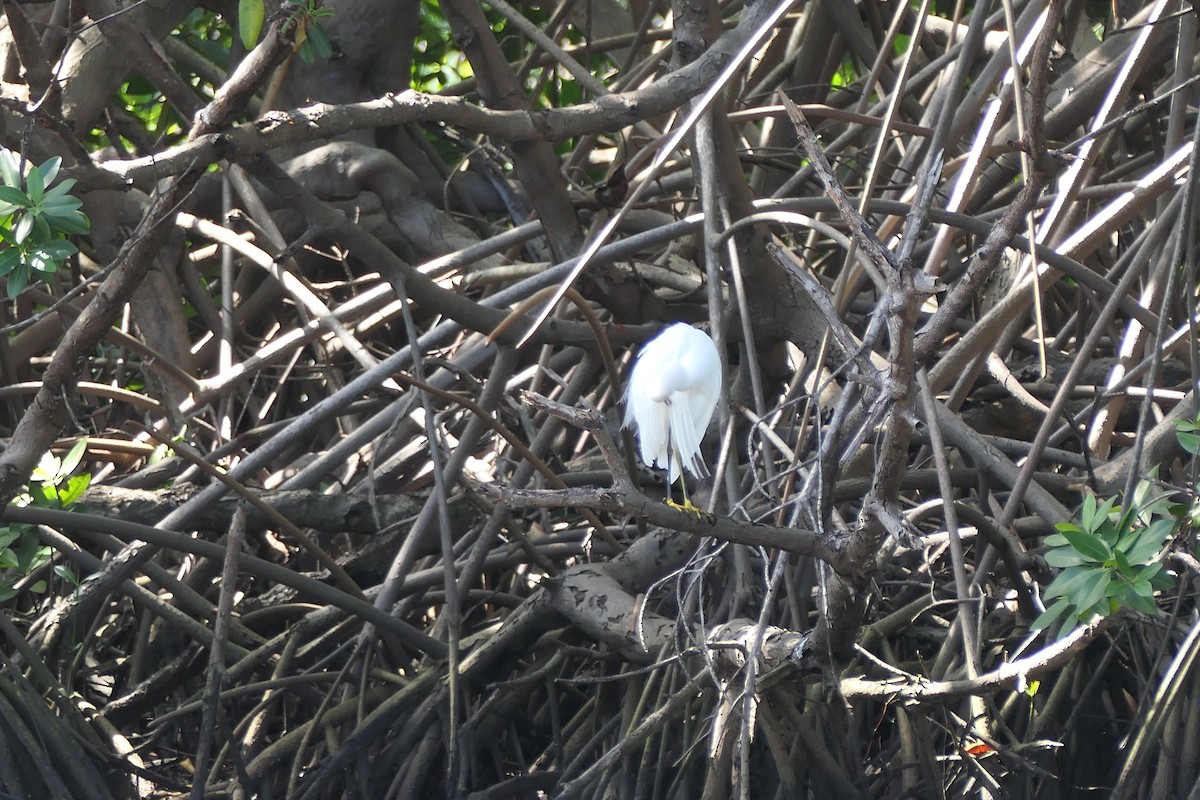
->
238;0;333;63
0;439;91;602
1034;477;1179;638
0;149;90;299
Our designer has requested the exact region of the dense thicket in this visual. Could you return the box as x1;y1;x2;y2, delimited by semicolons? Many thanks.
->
1;1;1199;798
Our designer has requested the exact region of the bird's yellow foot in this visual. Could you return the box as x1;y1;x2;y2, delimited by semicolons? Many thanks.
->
667;498;704;517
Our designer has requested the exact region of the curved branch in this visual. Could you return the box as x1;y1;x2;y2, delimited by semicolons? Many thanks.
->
840;617;1112;703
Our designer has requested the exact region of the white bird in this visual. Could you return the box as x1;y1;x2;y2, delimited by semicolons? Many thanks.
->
623;323;721;511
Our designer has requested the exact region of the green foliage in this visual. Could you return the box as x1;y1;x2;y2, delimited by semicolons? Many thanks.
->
829;55;861;90
238;0;265;49
234;0;333;62
1033;482;1176;638
412;0;473;91
0;440;90;603
1030;406;1200;638
1173;414;1200;531
89;11;225;151
28;438;92;509
1175;414;1200;458
176;8;234;71
286;0;335;64
0;149;91;299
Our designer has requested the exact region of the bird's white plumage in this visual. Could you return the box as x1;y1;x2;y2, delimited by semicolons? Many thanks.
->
623;323;721;484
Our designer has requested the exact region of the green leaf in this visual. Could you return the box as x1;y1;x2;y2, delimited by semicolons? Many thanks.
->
1112;502;1137;544
1045;532;1070;547
0;149;20;187
1058;526;1112;563
1058;612;1082;638
1044;547;1089;568
1105;576;1128;597
28;247;60;276
306;22;333;60
1130;578;1155;599
36;157;61;189
1142;493;1176;520
17;542;50;573
0;248;20;277
1074;570;1112;612
35;484;59;507
1044;565;1092;599
0;528;19;549
42;201;83;221
1138;562;1163;582
52;564;78;584
1150;570;1175;591
1080;493;1097;529
31;213;52;243
58;473;90;507
37;240;77;260
1127;575;1158;602
24;163;44;204
1130;478;1166;522
1031;598;1072;632
0;185;26;214
13;213;33;244
239;0;265;48
0;185;28;207
1115;526;1142;556
6;262;30;298
1111;549;1134;579
1179;428;1200;454
44;210;89;235
1122;519;1174;564
1132;478;1151;506
60;438;87;477
1087;496;1119;536
42;178;77;201
1124;588;1158;615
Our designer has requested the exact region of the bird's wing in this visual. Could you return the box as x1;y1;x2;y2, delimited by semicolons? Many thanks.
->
675;329;720;479
626;359;672;473
669;391;709;479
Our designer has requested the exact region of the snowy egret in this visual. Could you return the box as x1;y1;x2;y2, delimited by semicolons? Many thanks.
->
623;323;721;513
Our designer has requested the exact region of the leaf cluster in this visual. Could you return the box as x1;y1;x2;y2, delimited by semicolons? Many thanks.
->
0;440;90;602
237;0;333;63
413;0;473;92
0;149;90;299
1033;483;1176;638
